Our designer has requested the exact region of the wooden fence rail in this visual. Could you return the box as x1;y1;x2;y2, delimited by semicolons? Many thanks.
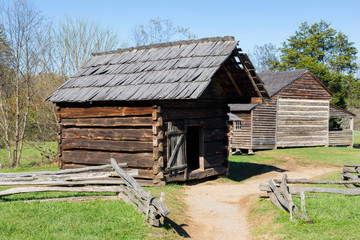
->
0;160;170;227
259;165;360;224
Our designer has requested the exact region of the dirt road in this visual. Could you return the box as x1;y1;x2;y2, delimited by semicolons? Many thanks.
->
183;165;338;240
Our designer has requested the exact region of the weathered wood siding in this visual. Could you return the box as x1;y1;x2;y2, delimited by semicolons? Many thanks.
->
230;112;252;149
252;99;277;149
329;130;353;146
277;73;332;99
56;105;155;180
276;98;329;147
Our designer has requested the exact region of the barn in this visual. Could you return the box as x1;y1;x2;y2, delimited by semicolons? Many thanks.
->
228;69;355;154
48;36;269;186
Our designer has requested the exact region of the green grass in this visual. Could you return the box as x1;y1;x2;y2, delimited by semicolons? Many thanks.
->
354;130;360;145
244;147;360;240
0;183;185;240
250;194;360;240
0;143;185;239
0;200;152;240
0;142;58;168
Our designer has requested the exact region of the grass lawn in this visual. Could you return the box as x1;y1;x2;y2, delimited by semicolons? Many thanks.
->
228;146;360;182
0;143;185;240
354;130;360;145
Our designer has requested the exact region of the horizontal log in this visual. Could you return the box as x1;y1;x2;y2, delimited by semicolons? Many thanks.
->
161;108;226;120
61;150;153;168
22;196;121;203
164;166;227;182
277;111;328;117
278;106;328;112
204;141;226;156
204;154;226;168
0;172;116;182
204;128;226;142
260;184;360;195
59;106;153;119
276;141;327;147
62;128;153;141
0;186;124;197
0;164;126;178
186;118;226;129
0;179;126;186
61;116;153;127
344;164;360;167
62;139;153;152
273;178;360;185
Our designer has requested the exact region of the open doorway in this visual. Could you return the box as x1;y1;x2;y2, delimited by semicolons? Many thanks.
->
186;126;204;170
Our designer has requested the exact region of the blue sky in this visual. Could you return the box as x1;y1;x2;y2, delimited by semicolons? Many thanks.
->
34;0;360;54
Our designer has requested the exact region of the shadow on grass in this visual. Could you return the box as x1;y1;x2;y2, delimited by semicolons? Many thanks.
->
228;161;286;182
163;217;190;238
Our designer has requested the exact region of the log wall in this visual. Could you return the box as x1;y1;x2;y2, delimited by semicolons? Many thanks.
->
229;112;252;150
56;105;155;182
276;98;329;147
252;99;278;149
329;130;353;146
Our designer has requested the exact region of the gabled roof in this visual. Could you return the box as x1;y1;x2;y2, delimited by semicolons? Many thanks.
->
49;36;265;103
258;69;309;96
228;113;243;121
229;103;258;111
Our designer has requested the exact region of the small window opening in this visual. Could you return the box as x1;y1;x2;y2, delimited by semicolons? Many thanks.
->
234;121;242;130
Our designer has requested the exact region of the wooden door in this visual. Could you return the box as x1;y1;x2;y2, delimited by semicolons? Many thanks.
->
165;122;187;175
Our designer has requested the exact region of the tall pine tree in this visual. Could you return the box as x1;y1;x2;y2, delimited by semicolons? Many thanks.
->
271;20;358;108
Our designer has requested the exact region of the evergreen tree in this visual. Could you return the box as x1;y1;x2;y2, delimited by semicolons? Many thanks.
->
271;20;358;108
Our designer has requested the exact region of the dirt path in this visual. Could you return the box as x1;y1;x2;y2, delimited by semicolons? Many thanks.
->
183;165;338;240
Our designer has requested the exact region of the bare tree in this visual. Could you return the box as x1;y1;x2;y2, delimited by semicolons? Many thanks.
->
55;16;121;78
0;0;52;167
131;17;196;46
249;43;279;73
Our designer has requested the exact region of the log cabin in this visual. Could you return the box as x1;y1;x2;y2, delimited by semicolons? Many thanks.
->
228;69;355;154
48;36;270;186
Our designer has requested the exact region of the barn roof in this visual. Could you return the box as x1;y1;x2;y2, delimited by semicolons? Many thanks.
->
229;103;258;111
258;69;309;96
48;36;269;103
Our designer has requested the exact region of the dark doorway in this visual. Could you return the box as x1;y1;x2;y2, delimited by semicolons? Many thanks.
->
186;126;200;170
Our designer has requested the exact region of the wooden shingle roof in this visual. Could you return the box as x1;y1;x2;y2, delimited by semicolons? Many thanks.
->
49;36;254;103
258;69;309;97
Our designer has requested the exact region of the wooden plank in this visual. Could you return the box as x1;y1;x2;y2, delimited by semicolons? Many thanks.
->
161;108;226;120
61;150;153;168
0;180;126;186
61;117;153;127
111;158;170;217
166;134;184;170
203;154;226;168
204;141;226;156
59;106;153;119
62;139;153;152
62;128;153;141
164;166;227;182
0;186;124;197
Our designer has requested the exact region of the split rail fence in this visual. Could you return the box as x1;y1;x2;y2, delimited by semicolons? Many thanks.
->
259;164;360;224
0;158;170;227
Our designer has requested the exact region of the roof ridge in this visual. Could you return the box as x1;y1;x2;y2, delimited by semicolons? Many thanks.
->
93;36;236;56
